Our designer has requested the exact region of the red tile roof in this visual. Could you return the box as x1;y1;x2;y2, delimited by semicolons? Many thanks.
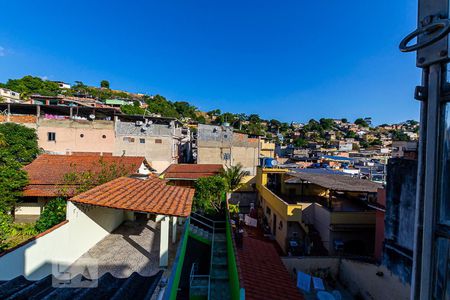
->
23;154;148;197
236;227;303;300
70;176;194;217
162;164;223;180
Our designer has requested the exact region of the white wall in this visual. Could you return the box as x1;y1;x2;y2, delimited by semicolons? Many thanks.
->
282;257;411;300
0;202;124;280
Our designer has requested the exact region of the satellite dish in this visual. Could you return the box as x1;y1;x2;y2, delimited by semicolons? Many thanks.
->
89;114;95;120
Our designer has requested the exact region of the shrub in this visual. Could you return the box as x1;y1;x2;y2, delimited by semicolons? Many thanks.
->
35;198;66;232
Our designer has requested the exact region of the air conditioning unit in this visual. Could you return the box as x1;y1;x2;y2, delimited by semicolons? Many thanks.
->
135;121;143;126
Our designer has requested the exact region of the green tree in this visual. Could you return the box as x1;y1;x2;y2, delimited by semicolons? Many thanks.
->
293;137;307;148
193;175;227;213
0;123;39;164
120;104;145;115
35;198;66;232
345;131;357;139
0;124;37;215
100;80;110;89
392;130;410;141
354;118;369;127
341;118;348;123
174;101;197;119
319;118;334;130
145;95;180;118
222;164;250;192
0;75;60;97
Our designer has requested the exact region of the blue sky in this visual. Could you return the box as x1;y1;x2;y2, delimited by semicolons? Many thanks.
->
0;1;419;124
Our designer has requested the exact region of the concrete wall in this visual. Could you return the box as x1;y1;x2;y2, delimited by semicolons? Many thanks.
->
383;158;416;283
197;124;259;175
0;202;124;280
282;257;410;300
37;119;115;154
313;204;331;251
114;119;180;173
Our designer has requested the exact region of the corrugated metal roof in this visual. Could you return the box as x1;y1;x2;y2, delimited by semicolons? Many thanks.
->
286;172;383;193
0;271;163;300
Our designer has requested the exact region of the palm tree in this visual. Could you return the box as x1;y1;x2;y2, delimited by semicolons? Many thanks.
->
222;163;250;192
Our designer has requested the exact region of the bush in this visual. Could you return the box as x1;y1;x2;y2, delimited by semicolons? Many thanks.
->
193;176;227;214
35;198;66;232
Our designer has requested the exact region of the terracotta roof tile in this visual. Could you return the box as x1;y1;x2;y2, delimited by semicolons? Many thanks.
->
236;227;303;300
70;176;194;217
162;164;223;180
23;154;147;197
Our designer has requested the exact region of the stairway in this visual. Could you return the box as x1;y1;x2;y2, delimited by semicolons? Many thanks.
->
209;232;230;300
188;213;231;300
189;223;212;242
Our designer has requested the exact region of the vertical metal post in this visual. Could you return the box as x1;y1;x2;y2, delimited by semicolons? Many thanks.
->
420;63;445;299
411;69;428;300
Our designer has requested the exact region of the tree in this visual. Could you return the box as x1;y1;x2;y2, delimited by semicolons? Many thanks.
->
341;118;348;123
100;80;110;89
120;104;145;115
60;157;133;196
34;198;66;232
354;118;369;127
392;130;410;141
222;164;250;192
345;131;357;139
0;124;37;214
293;138;307;148
145;95;180;118
193;176;227;213
0;123;40;164
319;118;334;130
0;75;60;97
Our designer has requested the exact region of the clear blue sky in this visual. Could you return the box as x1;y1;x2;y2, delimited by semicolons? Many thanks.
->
0;0;419;125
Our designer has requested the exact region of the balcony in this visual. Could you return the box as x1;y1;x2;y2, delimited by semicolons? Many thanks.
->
256;183;302;222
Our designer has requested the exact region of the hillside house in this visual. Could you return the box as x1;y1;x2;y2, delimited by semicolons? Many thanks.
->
18;154;151;220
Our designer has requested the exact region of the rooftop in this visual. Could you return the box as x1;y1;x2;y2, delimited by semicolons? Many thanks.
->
285;172;383;193
23;154;147;197
0;271;163;300
70;176;194;217
162;164;223;180
236;226;303;300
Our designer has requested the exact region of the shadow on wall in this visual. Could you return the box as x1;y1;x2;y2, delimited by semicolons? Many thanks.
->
282;257;411;300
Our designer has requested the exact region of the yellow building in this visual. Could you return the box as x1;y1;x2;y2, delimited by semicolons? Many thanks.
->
255;167;382;256
259;139;275;158
256;168;305;254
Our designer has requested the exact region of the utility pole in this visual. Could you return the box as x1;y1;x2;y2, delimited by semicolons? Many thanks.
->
400;0;450;298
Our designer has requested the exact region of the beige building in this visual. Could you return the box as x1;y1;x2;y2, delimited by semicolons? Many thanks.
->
113;116;189;173
260;138;275;158
0;88;21;103
0;104;189;173
196;124;260;175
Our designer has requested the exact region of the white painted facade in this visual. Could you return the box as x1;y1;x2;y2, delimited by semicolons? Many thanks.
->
0;88;21;103
0;202;124;280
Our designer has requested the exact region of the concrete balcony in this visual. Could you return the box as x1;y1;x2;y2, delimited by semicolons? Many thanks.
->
256;183;302;222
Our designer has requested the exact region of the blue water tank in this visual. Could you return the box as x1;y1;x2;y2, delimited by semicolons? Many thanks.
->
260;157;278;168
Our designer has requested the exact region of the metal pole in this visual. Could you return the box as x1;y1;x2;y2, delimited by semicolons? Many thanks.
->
419;63;444;299
410;68;428;300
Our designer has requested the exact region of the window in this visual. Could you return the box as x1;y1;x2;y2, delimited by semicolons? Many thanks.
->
266;207;271;216
155;139;162;144
102;135;106;139
140;138;145;144
123;137;135;143
47;132;56;141
80;134;84;138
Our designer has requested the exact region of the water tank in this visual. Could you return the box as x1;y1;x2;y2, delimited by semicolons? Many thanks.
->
260;158;278;168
